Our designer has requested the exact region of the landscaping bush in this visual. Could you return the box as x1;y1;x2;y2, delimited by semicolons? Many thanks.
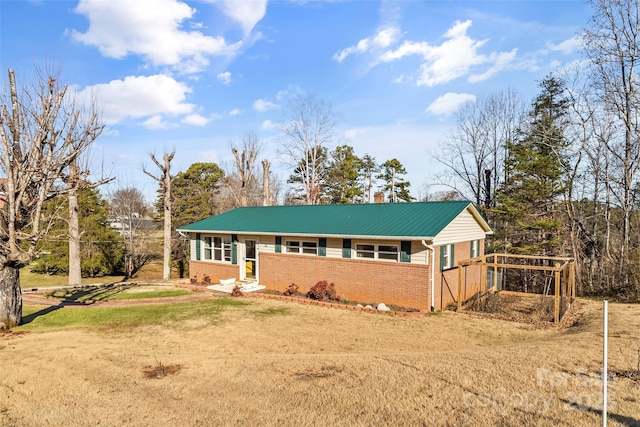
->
283;283;299;296
231;285;244;297
306;280;338;301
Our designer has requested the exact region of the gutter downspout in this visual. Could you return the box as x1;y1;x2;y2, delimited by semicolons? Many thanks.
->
422;240;435;312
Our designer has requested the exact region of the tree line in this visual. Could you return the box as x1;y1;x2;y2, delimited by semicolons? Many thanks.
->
436;0;640;300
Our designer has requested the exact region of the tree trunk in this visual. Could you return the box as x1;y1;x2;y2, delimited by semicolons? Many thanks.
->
163;167;171;281
68;185;82;285
143;152;174;281
262;159;270;206
0;264;22;329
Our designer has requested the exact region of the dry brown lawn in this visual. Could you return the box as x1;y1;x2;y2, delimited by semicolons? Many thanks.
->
1;297;639;426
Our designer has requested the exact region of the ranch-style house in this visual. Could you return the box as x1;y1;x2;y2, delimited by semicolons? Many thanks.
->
178;200;492;311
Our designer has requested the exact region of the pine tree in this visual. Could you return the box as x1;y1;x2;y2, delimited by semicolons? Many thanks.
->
32;187;123;277
377;159;412;203
493;76;570;254
324;145;363;204
159;162;225;277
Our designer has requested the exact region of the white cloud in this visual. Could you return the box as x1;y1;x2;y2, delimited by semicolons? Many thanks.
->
229;108;243;116
261;119;275;130
76;74;194;124
213;0;267;36
392;74;412;84
367;20;517;87
182;114;210;126
71;0;241;73
547;36;582;55
426;93;476;116
275;89;288;101
334;27;401;62
383;20;492;86
469;49;518;83
143;115;171;130
253;98;278;112
217;71;232;85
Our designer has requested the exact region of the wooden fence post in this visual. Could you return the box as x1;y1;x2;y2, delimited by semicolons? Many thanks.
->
554;262;561;324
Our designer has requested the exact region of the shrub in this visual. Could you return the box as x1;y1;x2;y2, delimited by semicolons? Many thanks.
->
231;285;244;297
283;283;299;296
306;280;338;301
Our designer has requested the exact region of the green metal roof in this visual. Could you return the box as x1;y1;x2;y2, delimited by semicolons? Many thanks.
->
178;201;491;239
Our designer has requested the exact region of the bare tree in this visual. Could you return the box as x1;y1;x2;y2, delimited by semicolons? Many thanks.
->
143;151;175;280
435;89;526;207
584;0;640;279
109;187;152;280
0;68;103;328
63;143;113;286
262;159;271;206
279;94;337;204
228;133;260;207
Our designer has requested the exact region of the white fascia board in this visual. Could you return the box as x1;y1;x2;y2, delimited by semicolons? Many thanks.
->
176;229;434;241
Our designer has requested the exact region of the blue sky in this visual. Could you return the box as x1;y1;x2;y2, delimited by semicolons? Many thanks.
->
1;0;592;203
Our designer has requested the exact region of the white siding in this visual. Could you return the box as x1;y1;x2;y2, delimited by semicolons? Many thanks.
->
410;241;430;265
433;208;488;245
260;235;276;253
326;238;343;258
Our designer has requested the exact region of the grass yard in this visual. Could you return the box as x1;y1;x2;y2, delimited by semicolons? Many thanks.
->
1;297;639;426
19;260;182;289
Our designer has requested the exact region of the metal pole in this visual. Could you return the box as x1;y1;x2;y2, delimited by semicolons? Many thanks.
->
603;300;608;427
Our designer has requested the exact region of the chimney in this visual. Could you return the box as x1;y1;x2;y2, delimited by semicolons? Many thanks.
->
373;191;385;203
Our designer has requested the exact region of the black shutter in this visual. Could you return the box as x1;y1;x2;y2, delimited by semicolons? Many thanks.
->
400;241;411;263
342;239;351;258
319;238;327;256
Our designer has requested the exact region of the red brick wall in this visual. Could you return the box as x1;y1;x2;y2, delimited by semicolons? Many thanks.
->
188;238;486;311
189;261;239;284
260;253;430;311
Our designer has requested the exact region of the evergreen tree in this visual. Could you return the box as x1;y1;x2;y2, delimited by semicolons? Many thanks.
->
157;162;225;277
32;187;123;277
492;76;570;254
377;158;413;203
324;145;363;204
169;163;225;228
359;154;379;203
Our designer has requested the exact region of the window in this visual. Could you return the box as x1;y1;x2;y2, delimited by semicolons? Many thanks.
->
286;241;300;253
356;243;399;261
211;236;232;262
378;245;398;260
286;240;317;255
203;237;212;260
470;240;480;258
356;244;375;259
302;242;317;255
441;244;454;271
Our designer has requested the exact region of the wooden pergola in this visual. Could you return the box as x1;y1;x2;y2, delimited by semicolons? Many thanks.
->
457;253;576;324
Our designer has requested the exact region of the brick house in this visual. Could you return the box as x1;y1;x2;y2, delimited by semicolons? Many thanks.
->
178;201;492;311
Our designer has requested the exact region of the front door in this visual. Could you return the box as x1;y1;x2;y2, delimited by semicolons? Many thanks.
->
244;239;257;280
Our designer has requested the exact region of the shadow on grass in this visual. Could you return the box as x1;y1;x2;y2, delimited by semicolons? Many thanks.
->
46;284;131;302
560;399;640;426
20;304;64;325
